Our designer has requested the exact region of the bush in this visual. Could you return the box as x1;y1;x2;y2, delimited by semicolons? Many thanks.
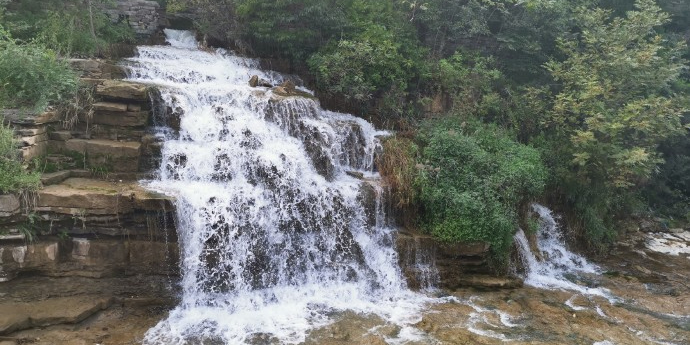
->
36;7;135;57
308;32;412;102
0;26;78;111
3;0;135;57
416;120;547;262
378;136;419;225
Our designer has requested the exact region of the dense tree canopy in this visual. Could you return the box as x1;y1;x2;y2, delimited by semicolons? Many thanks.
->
1;0;688;255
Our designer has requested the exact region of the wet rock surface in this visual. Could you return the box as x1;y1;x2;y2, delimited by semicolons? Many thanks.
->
4;230;686;345
0;276;178;344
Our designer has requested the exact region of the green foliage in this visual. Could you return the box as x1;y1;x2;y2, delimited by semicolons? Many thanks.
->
234;0;350;61
309;37;410;101
0;26;79;111
155;0;690;257
18;212;41;243
545;0;686;188
0;121;40;194
537;0;687;248
3;0;135;57
643;127;690;223
416;120;546;261
429;51;502;116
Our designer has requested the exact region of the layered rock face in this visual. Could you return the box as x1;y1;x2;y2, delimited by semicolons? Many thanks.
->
0;59;175;283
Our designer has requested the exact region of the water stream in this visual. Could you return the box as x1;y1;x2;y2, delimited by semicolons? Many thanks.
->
126;30;429;344
514;204;612;300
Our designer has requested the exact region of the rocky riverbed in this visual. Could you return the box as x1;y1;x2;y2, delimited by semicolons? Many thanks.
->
1;230;688;345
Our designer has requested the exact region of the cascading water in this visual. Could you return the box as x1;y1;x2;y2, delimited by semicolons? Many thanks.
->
514;204;612;299
126;30;429;344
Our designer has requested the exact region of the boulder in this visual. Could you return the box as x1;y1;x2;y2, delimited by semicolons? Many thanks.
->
249;75;258;87
249;75;273;88
271;85;314;98
280;80;296;93
96;80;149;101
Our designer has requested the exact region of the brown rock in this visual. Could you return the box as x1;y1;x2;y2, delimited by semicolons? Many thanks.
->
452;274;524;290
20;132;48;146
249;75;273;88
93;102;128;112
273;86;287;95
64;139;141;172
20;141;48;162
127;104;143;112
249;75;259;87
48;131;73;141
38;179;134;214
16;127;47;137
96;80;149;101
280;80;296;93
40;171;72;186
92;110;150;127
36;178;172;215
0;296;112;335
69;59;101;76
2;109;59;125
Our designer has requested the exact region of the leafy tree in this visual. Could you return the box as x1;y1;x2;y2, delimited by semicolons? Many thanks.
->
308;35;410;102
541;0;687;245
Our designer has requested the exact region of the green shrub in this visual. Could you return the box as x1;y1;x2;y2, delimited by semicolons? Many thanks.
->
0;26;78;111
3;0;135;57
416;120;547;262
36;8;134;57
308;33;412;102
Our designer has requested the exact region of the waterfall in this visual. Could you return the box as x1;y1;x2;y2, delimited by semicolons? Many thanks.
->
514;204;611;298
126;30;427;344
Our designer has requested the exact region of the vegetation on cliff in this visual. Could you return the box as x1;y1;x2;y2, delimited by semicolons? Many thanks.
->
168;0;689;259
1;0;688;259
0;0;138;193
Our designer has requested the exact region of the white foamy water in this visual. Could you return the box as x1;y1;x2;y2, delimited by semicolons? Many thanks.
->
126;30;430;344
646;231;690;258
514;204;612;299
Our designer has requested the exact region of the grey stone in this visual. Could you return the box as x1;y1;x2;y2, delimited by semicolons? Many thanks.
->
0;195;20;217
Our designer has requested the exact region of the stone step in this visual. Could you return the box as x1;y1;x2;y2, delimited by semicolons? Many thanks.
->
0;238;179;282
96;80;149;102
63;139;141;173
0;296;112;335
36;178;173;215
40;170;72;186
